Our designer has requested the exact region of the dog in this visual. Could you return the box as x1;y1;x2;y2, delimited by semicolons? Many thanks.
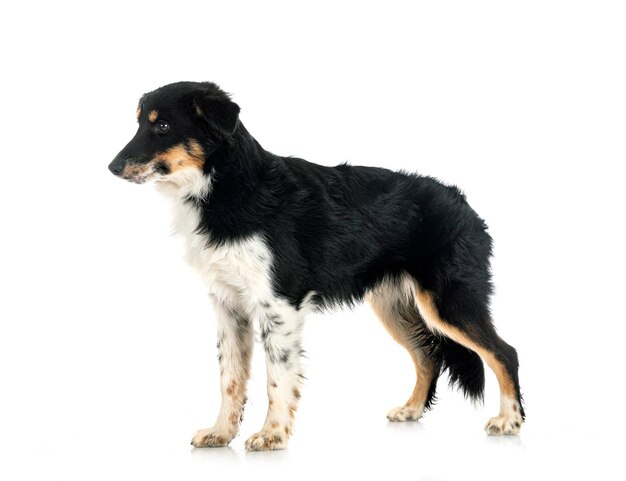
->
109;81;524;451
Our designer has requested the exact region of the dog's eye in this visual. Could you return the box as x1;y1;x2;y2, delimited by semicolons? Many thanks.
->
156;120;170;134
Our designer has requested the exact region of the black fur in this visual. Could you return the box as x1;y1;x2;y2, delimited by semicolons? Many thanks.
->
109;81;524;421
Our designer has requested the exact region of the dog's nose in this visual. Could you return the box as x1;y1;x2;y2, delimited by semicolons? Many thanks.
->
108;156;127;176
109;163;123;176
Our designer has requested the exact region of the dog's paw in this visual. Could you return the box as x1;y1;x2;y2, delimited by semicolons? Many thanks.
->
387;405;424;422
485;415;523;435
244;430;287;451
190;428;232;448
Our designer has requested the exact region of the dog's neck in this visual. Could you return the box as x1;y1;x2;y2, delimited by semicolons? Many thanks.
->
154;166;213;200
156;123;267;203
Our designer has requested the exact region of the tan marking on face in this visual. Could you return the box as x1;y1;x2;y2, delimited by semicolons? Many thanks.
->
153;140;205;174
148;110;158;122
414;289;516;398
284;426;291;436
270;422;278;429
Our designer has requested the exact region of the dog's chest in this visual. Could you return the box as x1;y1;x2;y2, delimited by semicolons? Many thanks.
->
172;200;273;305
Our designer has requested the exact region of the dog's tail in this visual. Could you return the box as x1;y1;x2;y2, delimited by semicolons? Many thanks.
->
423;335;485;410
439;337;485;403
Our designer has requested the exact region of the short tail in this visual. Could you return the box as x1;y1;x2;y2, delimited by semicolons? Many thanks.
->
440;337;485;402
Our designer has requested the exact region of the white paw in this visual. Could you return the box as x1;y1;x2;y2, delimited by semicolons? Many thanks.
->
244;430;287;451
190;428;232;448
485;414;523;435
387;405;424;422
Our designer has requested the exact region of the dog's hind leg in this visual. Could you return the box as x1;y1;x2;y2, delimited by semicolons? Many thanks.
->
191;297;253;448
367;280;442;422
414;286;525;435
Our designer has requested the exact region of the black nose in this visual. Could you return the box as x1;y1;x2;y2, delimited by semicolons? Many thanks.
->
108;156;127;176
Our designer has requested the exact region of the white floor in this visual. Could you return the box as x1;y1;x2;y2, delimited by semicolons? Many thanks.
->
1;304;621;480
1;393;615;480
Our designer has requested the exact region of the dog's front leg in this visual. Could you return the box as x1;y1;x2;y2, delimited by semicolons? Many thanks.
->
191;298;253;448
245;306;304;451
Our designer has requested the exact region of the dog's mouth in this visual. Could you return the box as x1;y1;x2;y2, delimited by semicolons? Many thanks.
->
121;161;162;184
111;141;205;186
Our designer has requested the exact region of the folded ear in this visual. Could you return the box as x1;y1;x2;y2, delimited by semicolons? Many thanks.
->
190;84;240;136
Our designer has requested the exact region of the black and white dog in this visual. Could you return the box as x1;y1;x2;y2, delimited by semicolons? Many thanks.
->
109;81;524;451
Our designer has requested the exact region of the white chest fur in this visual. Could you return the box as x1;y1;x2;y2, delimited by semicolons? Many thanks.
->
170;195;275;312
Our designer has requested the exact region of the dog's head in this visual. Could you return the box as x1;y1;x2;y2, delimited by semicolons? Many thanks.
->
108;81;240;191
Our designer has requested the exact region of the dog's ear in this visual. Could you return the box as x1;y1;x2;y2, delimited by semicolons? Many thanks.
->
189;84;240;136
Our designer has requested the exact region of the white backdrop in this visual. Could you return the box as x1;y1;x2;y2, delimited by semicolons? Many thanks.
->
1;1;624;480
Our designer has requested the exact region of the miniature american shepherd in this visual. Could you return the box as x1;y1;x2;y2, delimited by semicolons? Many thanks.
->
109;81;524;451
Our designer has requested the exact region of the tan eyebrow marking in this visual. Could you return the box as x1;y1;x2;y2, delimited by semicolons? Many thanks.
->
153;139;205;173
148;110;158;122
